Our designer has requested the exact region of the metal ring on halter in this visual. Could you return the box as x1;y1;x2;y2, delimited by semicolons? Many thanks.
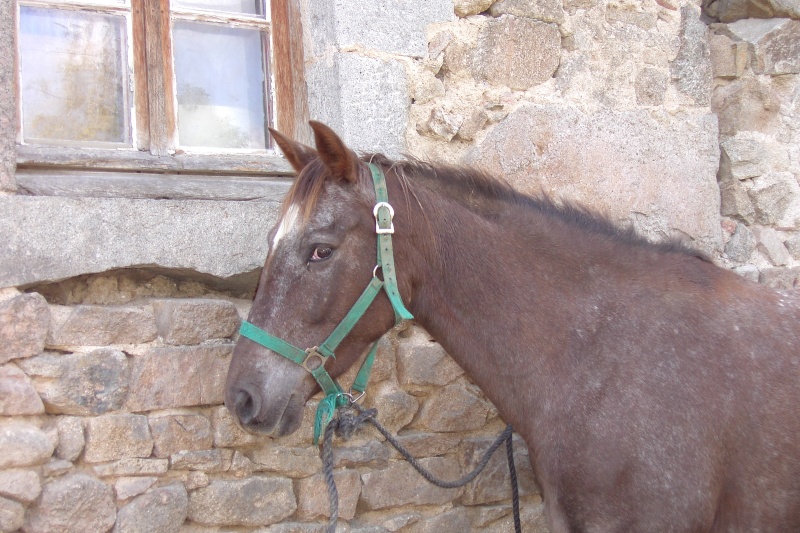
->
345;389;365;404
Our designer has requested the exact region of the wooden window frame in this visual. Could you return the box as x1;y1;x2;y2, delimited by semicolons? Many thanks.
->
15;0;308;199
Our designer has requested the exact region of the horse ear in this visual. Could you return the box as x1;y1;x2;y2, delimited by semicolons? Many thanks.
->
309;121;360;183
269;128;317;173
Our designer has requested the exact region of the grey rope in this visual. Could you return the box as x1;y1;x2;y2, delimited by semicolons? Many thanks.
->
320;403;522;533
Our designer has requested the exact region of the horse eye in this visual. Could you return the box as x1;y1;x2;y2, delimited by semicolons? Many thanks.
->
310;245;333;262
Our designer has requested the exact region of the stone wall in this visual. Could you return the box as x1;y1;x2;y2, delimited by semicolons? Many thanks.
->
2;0;800;532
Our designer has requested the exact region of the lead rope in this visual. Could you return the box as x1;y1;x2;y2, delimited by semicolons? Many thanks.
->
320;403;522;533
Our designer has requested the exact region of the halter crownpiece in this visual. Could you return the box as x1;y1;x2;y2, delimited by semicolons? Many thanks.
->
238;162;412;443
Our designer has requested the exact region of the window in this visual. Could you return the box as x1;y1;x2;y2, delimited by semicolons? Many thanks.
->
14;0;308;197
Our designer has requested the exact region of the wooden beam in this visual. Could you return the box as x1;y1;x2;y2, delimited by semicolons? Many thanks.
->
271;0;311;144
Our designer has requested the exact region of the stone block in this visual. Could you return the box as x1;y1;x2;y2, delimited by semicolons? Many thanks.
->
709;33;747;78
749;172;800;226
727;18;800;75
489;0;565;23
417;107;463;142
363;381;419;433
475;16;560;90
410;383;491;432
124;344;231;411
23;473;116;533
759;267;800;289
724;223;756;262
55;416;85;461
152;298;239;345
0;363;44;415
113;484;188;533
41;458;72;477
212;405;268;448
0;496;24;533
84;414;153;463
296;469;361;520
332;440;390;468
247;445;322;478
149;413;213;458
714;0;800;22
467;104;722;250
360;457;463;509
183;471;209;490
670;5;713;105
396;327;464;389
388;432;462;459
0;292;49;364
752;227;791;266
634;67;668;106
711;77;782;137
720;133;767;181
0;469;41;503
187;476;296;527
47;304;157;346
0;421;54;469
720;179;756;223
459;436;538;505
454;0;493;17
18;349;129;415
404;507;470;533
92;458;169;477
785;234;800;260
170;449;233;472
733;264;760;282
457;109;490;141
114;477;158;500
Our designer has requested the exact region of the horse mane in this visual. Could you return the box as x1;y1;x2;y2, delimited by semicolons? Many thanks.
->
281;153;709;262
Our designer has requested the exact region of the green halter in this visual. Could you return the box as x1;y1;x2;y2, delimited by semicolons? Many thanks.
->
238;163;413;443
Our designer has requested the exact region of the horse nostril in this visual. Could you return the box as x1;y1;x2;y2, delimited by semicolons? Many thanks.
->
234;387;261;426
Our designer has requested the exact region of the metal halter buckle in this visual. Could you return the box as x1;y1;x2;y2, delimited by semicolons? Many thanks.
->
373;202;395;235
302;347;327;372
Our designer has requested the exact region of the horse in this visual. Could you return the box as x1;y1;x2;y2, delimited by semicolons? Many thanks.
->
224;120;800;532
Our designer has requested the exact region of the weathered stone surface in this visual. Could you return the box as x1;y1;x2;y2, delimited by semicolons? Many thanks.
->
187;476;296;527
785;234;800;260
457;109;490;141
114;477;157;500
306;53;409;158
460;436;538;505
727;19;800;75
0;363;44;415
606;5;657;29
389;432;462;459
418;107;463;142
396;327;464;389
0;421;54;469
149;413;213;458
410;70;446;106
55;416;85;461
0;0;16;192
670;5;713;105
183;471;209;490
170;449;233;472
93;458;169;477
333;440;390;469
734;264;761;282
47;304;157;346
475;16;560;90
709;33;748;78
363;381;419;433
124;344;231;411
42;458;73;477
404;507;470;533
17;349;130;415
752;226;791;266
360;457;463;509
712;0;800;22
296;470;361;520
454;0;493;17
724;223;757;262
720;132;768;181
152;298;239;345
24;473;116;533
0;292;49;364
411;383;491;432
711;77;782;137
247;445;321;478
489;0;564;23
0;496;24;533
212;405;269;448
0;469;41;503
759;267;800;288
749;172;800;226
635;67;669;106
113;484;188;533
84;414;153;463
468;104;722;250
720;180;756;223
0;197;279;288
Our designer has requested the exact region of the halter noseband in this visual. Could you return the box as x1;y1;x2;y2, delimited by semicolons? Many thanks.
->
238;163;413;443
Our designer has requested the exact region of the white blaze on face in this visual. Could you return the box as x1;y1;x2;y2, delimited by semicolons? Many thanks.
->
272;204;300;251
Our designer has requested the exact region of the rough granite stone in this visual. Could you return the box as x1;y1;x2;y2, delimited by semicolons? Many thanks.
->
360;457;463;510
759;267;800;289
388;432;462;459
724;223;757;262
47;304;157;346
0;496;24;532
23;473;116;533
489;0;565;23
363;381;419;433
475;16;560;90
713;0;800;22
84;414;153;463
92;458;169;478
0;469;42;503
124;344;231;411
670;5;713;106
0;421;54;469
152;298;239;345
396;327;464;389
411;383;492;432
55;416;85;461
187;476;296;527
454;0;493;17
0;362;45;415
0;197;279;287
113;484;188;533
459;436;538;505
114;477;158;501
332;440;390;469
727;19;800;74
170;449;233;472
0;0;15;192
709;33;748;78
247;445;322;478
296;470;361;520
749;172;800;226
18;349;130;415
0;292;49;365
711;77;782;137
635;67;669;106
149;413;213;458
752;226;791;266
467;104;722;250
404;507;470;533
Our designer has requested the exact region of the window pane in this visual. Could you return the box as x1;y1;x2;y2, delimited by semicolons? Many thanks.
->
18;6;129;144
172;0;265;16
173;21;268;150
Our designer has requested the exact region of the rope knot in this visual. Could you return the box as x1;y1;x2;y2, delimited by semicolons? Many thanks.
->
335;405;377;441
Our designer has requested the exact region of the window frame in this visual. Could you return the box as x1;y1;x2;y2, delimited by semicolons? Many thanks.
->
14;0;308;198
